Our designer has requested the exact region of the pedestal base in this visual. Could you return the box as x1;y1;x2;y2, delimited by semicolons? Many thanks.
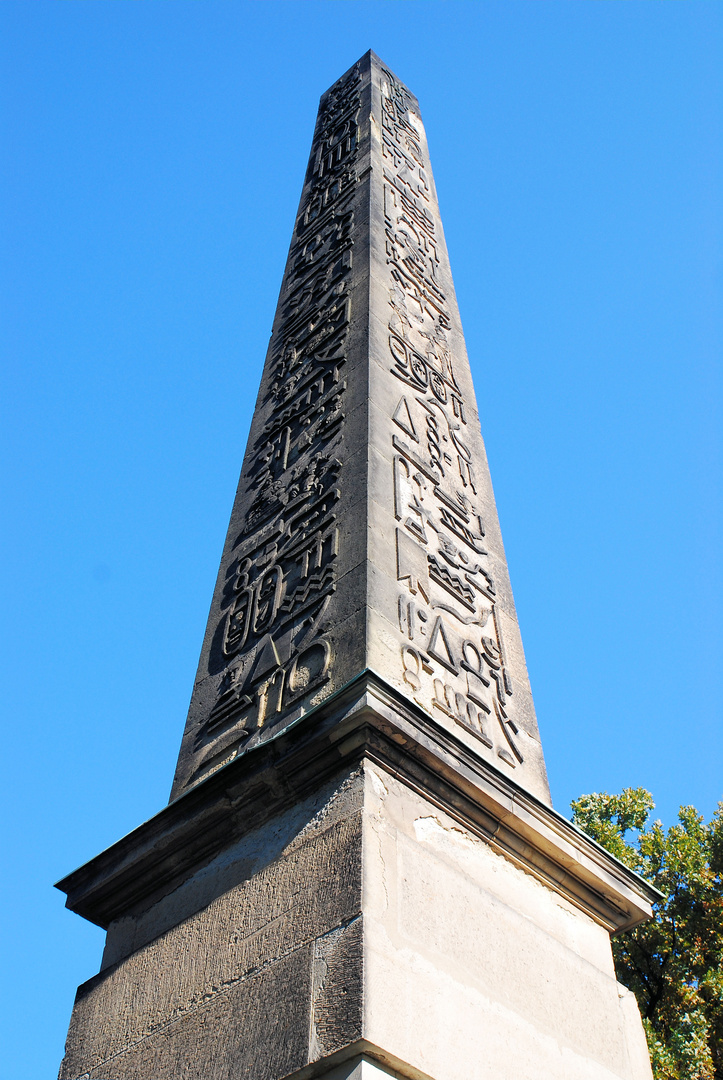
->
57;680;655;1080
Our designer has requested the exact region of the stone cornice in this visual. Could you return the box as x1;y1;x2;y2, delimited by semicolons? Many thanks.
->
56;671;661;933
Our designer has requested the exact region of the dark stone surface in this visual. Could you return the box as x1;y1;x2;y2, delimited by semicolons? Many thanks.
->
59;768;364;1080
79;947;313;1080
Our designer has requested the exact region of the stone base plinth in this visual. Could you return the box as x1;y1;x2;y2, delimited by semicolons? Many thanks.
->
57;680;655;1080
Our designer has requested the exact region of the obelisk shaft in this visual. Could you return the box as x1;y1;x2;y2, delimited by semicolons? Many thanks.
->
170;51;550;804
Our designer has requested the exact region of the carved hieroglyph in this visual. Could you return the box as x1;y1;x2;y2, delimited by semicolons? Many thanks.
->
170;53;551;804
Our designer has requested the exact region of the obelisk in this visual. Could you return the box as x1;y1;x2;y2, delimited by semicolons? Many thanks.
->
57;52;658;1080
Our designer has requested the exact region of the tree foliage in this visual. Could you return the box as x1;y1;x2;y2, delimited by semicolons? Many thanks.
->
571;788;723;1079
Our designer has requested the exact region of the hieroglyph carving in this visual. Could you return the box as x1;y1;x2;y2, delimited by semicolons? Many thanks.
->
380;67;522;769
199;65;362;754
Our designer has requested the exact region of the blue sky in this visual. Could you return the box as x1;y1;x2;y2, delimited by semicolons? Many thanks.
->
1;2;721;1076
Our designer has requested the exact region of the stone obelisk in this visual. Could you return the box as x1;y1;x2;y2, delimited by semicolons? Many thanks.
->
57;52;658;1080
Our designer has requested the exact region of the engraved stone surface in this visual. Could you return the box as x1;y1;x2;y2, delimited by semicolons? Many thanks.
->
170;51;550;804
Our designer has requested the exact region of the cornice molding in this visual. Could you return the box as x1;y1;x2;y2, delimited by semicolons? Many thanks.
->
56;671;661;933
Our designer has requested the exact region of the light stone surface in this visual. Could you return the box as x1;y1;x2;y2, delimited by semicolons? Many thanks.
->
169;50;551;806
59;761;652;1080
284;1055;430;1080
361;762;653;1080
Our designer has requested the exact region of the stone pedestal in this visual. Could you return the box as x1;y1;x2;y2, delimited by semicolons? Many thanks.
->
58;678;656;1080
56;53;658;1079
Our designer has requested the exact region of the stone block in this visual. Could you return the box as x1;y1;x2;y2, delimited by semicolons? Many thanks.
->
59;756;653;1080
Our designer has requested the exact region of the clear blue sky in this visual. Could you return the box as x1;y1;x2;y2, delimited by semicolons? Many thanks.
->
1;2;721;1076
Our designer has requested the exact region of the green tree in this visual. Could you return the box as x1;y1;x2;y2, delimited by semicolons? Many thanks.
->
571;789;723;1079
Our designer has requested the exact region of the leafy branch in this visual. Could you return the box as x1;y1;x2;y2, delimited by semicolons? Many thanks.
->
571;788;723;1080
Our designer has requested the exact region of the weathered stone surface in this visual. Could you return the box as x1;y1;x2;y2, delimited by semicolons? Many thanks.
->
169;50;550;806
100;767;364;970
361;761;652;1080
61;773;363;1075
59;768;364;1079
59;761;652;1080
81;948;312;1080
